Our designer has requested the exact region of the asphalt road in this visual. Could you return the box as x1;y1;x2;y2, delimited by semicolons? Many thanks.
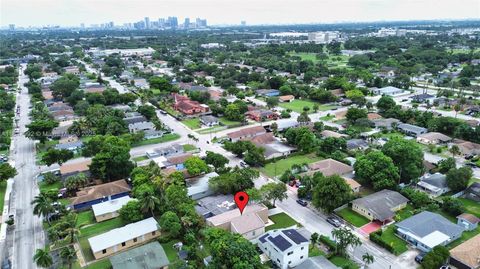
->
8;64;44;269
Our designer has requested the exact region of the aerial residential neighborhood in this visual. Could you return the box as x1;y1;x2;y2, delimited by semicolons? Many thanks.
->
0;1;479;269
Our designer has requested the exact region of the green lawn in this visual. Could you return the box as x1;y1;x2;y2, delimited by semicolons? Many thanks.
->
458;198;480;217
266;212;299;231
77;210;95;228
196;126;228;135
218;117;242;127
289;52;351;69
378;226;409;255
329;256;359;269
259;154;323;178
0;181;7;214
132;155;149;162
309;244;325;257
336;208;370;227
279;99;336;114
161;239;180;262
79;237;96;262
183;144;197;152
182;118;201;129
72;259;111;269
320;115;335;121
395;204;414;222
449;227;480;249
78;218;125;262
39;181;63;193
132;133;180;147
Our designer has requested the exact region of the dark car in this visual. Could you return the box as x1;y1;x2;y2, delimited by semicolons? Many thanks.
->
326;217;342;227
465;162;478;168
296;199;308;206
415;253;426;263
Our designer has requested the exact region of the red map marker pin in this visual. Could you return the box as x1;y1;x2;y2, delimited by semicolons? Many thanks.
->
234;191;249;215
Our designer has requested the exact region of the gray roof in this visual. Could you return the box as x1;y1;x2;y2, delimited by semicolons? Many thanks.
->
55;141;83;150
396;211;464;239
123;115;147;125
152;144;184;156
187;172;218;197
200;115;219;124
352;190;409;221
420;173;448;189
397;123;428;134
372;118;400;129
195;194;235;218
109;241;169;269
295;257;340;269
346;139;368;150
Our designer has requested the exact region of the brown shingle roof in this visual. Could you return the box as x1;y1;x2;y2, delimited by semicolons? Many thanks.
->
60;159;92;175
243;132;275;145
307;159;353;177
227;126;266;139
458;213;480;224
167;153;193;165
450;234;480;268
279;95;295;101
70;179;131;206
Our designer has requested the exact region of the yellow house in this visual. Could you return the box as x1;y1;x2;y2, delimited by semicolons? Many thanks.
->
91;196;134;222
88;217;160;259
351;190;409;224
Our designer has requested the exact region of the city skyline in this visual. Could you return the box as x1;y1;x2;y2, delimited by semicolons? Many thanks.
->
1;0;479;28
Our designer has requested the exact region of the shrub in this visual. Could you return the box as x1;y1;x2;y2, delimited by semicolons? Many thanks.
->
319;235;337;251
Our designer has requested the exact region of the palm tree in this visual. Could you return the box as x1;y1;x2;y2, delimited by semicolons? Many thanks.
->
362;253;375;268
33;247;53;268
450;145;461;158
140;194;160;218
31;193;54;225
310;232;319;249
62;213;80;245
60;246;77;269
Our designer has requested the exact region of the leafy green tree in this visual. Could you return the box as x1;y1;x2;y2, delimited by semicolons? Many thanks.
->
437;157;456;173
449;145;461;157
382;137;424;183
310;232;319;249
119;200;144;223
266;97;279;109
312;174;353;213
441;196;465;216
26;119;59;143
285;127;316;152
148;76;172;92
345;89;366;105
318;137;346;155
140;193;160;218
244;146;265;167
376;95;396;112
204;228;263;268
184;156;209;176
297;111;311;124
0;163;17;181
209;167;258;194
332;227;362;257
260;182;287;206
43;172;59;185
224;104;244;121
41;148;74;166
346;107;368;123
89;136;134;181
422;246;449;269
60;246;77;269
31;193;55;225
205;151;229;171
33;247;53;268
446;166;472;192
354;151;399;189
159;211;182;237
137;105;157;120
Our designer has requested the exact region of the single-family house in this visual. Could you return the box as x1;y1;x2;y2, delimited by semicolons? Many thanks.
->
372;86;403;96
145;144;184;159
417;132;452;145
172;93;210;115
164;153;193;171
395;211;464;252
411;93;435;103
320;130;348;139
109;241;169;269
279;95;295;103
346;139;369;150
367;113;382;121
457;213;480;231
343;177;362;193
200;115;219;127
378;66;397;78
295;256;340;269
123;115;148;125
304;159;354;177
195;194;236;219
453;140;480;157
256;89;280;97
397;123;428;137
133;78;148;89
352;189;409;223
464;182;480;202
417;173;450;197
70;180;131;210
55;140;84;152
227;126;266;142
267;120;299;132
245;109;278;122
449;234;480;269
60;159;92;178
257;228;309;269
92;196;134;222
242;132;295;159
372;118;400;130
88;217;160;259
187;172;219;200
206;204;269;240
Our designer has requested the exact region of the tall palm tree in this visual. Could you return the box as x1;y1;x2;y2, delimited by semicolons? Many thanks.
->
310;232;319;249
33;247;53;268
362;253;375;268
450;145;461;158
60;246;77;269
31;193;54;225
140;194;160;218
62;213;80;245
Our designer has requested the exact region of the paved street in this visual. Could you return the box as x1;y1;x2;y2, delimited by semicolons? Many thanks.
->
5;64;44;269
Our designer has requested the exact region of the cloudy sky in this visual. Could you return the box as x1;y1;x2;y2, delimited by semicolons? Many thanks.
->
1;0;479;27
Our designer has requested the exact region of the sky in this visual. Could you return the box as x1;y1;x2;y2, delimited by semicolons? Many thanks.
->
1;0;479;27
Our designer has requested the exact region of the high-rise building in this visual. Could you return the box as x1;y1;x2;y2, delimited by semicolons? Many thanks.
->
8;24;15;31
195;18;207;28
80;23;85;29
184;18;190;29
134;21;146;29
167;17;178;28
158;18;165;28
145;17;150;29
241;21;246;26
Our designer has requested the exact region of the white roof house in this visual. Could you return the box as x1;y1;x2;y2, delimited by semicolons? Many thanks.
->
187;172;219;200
91;196;134;217
88;218;159;253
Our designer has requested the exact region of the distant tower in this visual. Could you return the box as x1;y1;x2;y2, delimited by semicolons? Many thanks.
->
184;18;190;29
80;23;85;29
241;21;246;26
8;24;15;31
144;17;150;29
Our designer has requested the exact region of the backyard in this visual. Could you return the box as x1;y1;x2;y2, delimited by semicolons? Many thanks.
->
459;198;480;217
131;133;180;147
279;99;337;114
182;118;201;129
259;154;323;178
336;208;370;227
266;212;300;231
78;217;124;262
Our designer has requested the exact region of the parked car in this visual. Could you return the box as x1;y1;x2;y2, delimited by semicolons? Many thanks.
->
465;162;478;168
296;199;308;206
239;161;248;168
326;217;342;227
159;110;167;115
415;253;426;263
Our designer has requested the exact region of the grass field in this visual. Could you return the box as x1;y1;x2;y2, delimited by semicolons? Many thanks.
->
219;117;242;127
76;210;95;228
182;118;201;129
78;218;124;262
329;256;359;269
72;259;112;269
161;239;180;262
337;208;370;227
378;226;409;255
309;244;325;257
196;126;228;135
259;154;322;178
290;52;351;68
132;155;149;162
183;144;197;152
0;181;7;214
132;133;180;147
458;198;480;217
266;212;299;231
39;181;63;193
279;99;336;114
